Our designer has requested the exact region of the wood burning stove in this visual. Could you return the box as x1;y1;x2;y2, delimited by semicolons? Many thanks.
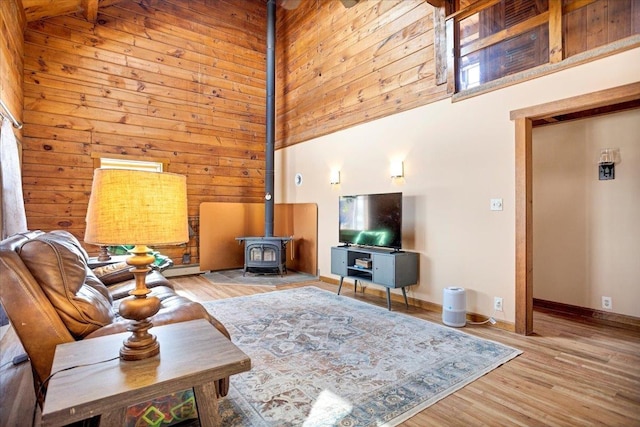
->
236;236;292;276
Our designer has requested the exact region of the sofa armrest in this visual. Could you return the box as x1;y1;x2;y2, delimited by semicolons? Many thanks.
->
0;254;74;389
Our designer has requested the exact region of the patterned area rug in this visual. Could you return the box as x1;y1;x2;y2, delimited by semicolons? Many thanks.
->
203;287;521;426
203;269;317;287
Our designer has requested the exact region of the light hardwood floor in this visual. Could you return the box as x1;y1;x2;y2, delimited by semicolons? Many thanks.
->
1;276;639;426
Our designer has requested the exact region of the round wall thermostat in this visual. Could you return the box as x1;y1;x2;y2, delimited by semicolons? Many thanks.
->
294;173;303;186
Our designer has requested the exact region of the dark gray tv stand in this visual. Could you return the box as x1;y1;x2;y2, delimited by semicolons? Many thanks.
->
331;246;418;311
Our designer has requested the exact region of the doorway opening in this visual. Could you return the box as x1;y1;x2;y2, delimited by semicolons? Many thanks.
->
511;82;640;335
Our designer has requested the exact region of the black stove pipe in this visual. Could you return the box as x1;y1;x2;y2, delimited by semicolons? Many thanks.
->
264;0;276;238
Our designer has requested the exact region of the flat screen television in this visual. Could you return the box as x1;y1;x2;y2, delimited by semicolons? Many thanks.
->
339;192;402;250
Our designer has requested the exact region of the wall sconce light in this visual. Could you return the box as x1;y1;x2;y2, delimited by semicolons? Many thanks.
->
330;169;341;185
598;148;618;181
390;161;404;178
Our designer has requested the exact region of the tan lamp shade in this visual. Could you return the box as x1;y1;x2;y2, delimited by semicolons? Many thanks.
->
85;169;189;246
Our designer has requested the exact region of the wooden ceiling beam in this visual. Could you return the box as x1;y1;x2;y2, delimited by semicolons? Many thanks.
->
81;0;98;22
424;0;446;8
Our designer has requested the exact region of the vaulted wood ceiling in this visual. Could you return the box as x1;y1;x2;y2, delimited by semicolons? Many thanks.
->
22;0;127;23
20;0;374;23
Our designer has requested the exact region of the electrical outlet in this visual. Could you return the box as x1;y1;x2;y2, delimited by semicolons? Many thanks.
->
494;297;503;312
602;296;612;310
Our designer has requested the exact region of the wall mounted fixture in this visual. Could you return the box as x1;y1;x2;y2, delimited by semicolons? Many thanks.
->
330;169;341;185
598;148;618;181
390;161;404;178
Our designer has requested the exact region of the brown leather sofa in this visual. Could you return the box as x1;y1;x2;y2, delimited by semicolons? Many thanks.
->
0;230;231;405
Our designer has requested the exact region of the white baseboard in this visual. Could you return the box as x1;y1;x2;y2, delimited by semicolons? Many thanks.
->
162;264;202;277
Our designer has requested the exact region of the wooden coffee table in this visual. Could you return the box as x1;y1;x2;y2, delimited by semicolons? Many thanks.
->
41;319;250;427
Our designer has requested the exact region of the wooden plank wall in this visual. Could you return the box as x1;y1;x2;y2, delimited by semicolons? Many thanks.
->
0;0;25;136
19;0;448;263
275;0;448;148
21;0;268;262
563;0;640;58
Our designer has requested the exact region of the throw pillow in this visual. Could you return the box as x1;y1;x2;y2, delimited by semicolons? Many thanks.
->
93;261;134;285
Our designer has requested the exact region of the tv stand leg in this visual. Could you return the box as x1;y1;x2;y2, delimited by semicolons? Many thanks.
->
386;288;391;311
337;277;344;295
354;279;358;293
402;287;408;308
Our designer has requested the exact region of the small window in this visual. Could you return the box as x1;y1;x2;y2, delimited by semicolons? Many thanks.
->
460;60;480;90
99;157;164;172
456;0;549;91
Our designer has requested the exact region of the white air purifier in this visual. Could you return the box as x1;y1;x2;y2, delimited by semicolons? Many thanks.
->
442;287;466;327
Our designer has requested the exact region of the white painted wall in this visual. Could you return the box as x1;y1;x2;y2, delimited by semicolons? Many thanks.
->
533;109;640;317
275;47;640;324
